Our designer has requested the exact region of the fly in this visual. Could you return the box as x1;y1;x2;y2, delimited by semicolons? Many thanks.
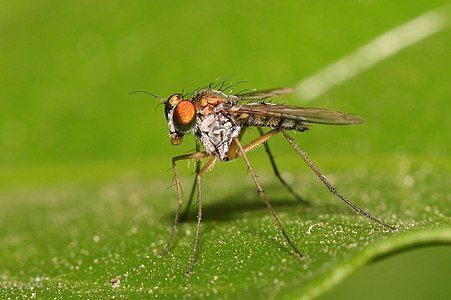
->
148;84;396;275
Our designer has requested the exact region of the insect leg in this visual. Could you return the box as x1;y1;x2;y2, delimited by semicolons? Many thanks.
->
258;128;309;204
180;142;201;222
186;156;218;275
281;131;396;231
159;151;210;257
233;137;304;260
228;129;279;161
242;129;279;153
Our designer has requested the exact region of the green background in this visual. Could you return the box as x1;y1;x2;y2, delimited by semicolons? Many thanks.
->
1;1;450;299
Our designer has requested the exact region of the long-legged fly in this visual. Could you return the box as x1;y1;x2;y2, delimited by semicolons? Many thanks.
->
142;82;396;275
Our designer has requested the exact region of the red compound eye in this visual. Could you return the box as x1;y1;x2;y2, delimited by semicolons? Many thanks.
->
173;100;196;132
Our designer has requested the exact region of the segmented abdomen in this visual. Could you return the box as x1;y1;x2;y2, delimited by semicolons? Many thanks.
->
240;114;308;131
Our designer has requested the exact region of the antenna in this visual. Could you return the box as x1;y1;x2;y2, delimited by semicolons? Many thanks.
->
129;90;165;103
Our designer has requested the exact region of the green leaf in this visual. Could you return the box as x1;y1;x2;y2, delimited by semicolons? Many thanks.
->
288;228;451;300
0;156;449;298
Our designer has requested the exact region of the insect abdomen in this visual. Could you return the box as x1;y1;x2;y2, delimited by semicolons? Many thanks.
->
242;114;308;131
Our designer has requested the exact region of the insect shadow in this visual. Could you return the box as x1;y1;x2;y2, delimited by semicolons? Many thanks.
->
164;183;354;224
161;184;381;261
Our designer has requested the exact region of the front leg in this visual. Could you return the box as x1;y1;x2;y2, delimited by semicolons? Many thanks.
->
185;156;217;275
180;142;201;222
159;151;210;257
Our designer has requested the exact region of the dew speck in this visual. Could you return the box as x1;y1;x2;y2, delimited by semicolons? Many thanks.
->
92;235;100;243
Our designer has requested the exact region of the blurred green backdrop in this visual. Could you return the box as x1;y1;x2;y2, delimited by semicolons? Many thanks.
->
1;0;449;168
1;1;450;299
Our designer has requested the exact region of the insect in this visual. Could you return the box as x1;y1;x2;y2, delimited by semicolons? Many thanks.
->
148;83;396;275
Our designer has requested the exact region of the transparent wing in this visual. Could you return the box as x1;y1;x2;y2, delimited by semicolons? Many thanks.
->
231;104;364;125
236;87;295;101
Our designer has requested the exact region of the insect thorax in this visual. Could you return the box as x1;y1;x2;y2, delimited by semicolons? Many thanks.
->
194;103;241;161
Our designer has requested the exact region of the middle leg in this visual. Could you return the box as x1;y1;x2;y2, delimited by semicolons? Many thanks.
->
258;127;309;204
233;137;304;260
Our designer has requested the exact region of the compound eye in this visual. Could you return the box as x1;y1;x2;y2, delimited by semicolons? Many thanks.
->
173;100;196;132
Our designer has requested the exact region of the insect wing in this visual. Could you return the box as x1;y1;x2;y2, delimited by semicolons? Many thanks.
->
231;104;364;125
236;87;295;101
